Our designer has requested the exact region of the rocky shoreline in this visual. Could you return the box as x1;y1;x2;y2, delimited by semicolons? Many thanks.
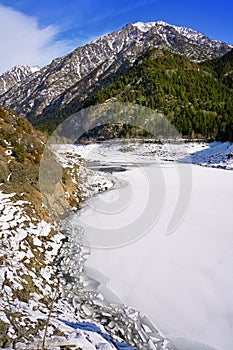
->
2;133;232;348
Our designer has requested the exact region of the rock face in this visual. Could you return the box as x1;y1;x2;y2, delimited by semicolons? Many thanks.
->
0;105;85;213
0;65;40;95
0;21;232;120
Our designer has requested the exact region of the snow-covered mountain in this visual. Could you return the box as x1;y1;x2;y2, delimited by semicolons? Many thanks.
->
134;20;227;46
0;64;40;95
0;21;231;121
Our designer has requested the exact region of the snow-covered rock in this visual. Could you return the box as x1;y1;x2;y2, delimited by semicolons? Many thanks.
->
0;64;40;95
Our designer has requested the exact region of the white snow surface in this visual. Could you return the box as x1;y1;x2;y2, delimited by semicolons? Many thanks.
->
13;329;116;350
69;141;233;350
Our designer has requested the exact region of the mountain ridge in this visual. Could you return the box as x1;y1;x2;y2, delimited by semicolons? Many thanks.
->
0;21;231;122
27;47;233;141
0;65;40;95
133;20;233;46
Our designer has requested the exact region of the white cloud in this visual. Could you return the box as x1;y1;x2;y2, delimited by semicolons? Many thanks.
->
0;4;73;74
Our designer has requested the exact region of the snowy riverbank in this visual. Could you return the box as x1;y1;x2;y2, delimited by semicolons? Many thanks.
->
66;140;233;350
70;140;233;169
2;140;230;349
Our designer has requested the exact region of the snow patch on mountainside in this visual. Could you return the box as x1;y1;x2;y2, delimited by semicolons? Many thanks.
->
0;65;40;95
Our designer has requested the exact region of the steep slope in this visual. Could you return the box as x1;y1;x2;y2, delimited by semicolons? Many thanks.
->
0;106;56;346
203;48;233;88
0;106;80;211
0;21;231;121
0;106;82;347
0;65;40;95
33;48;233;141
133;20;232;58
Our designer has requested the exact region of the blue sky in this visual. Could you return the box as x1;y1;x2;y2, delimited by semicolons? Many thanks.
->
0;0;232;73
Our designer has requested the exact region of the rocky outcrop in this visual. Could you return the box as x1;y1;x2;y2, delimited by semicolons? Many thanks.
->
0;65;40;95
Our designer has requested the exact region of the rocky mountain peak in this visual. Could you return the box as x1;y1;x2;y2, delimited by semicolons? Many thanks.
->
0;64;40;95
0;21;232;121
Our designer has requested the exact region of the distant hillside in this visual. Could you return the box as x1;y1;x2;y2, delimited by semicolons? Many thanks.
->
33;48;233;141
202;48;233;89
